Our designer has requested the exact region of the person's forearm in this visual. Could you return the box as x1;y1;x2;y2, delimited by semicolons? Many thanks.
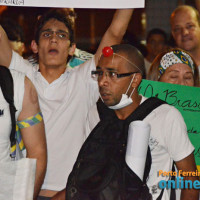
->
27;147;47;200
108;9;134;42
180;188;199;200
180;176;199;200
176;154;199;200
33;156;47;199
95;9;134;64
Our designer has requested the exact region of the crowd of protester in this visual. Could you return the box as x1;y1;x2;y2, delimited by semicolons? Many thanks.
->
0;2;200;200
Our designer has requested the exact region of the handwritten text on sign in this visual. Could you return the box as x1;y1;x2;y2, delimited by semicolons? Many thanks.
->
139;80;200;165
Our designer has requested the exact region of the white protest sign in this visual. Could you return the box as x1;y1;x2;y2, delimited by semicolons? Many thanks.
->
0;0;144;8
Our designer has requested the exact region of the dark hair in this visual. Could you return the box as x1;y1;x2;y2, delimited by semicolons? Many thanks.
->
34;8;74;45
111;44;146;78
146;28;168;44
1;18;24;42
147;48;200;87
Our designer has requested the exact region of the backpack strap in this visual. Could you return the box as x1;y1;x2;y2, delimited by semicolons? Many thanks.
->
97;96;166;123
125;96;166;124
96;98;115;121
0;66;17;158
169;162;176;200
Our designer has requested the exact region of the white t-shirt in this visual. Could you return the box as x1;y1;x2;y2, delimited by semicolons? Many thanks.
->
141;96;194;200
9;51;99;190
88;96;194;200
0;69;24;162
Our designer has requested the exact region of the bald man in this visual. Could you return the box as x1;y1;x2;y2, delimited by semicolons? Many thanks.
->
170;5;200;70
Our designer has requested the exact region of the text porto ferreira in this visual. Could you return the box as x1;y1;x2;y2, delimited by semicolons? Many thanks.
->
158;170;200;189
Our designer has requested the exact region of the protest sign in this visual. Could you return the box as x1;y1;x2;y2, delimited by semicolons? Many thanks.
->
139;79;200;170
0;0;144;8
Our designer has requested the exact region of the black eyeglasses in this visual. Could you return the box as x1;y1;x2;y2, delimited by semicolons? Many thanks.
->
91;70;137;81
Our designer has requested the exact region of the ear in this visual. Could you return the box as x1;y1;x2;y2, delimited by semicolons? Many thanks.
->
131;73;142;88
31;40;38;54
68;43;76;56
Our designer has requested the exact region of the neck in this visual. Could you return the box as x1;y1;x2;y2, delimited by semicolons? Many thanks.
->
115;93;142;120
39;63;67;84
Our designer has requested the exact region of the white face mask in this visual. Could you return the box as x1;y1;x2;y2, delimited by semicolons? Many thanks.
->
108;93;134;110
101;74;136;110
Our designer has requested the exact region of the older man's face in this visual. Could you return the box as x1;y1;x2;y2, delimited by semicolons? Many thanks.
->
171;8;200;53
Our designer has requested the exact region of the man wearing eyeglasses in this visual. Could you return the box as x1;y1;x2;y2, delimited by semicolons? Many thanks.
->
75;44;198;200
28;8;94;69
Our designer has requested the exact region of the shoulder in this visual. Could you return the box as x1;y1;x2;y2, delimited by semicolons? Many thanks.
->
10;51;38;73
17;76;39;121
11;51;30;66
154;103;183;121
149;103;185;128
10;68;25;80
73;56;96;76
142;96;183;120
142;96;185;130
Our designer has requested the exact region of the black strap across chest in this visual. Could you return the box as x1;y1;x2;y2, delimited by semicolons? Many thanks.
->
0;66;16;148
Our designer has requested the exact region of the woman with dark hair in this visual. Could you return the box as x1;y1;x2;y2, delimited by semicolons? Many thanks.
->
147;48;200;87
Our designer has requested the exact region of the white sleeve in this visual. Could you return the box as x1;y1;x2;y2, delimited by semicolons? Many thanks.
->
76;56;99;108
164;107;194;162
76;56;95;80
86;104;100;138
9;51;34;78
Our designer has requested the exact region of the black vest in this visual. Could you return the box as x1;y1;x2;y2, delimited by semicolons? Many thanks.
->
66;97;166;200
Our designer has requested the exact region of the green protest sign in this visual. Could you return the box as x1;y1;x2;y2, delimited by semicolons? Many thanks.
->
138;79;200;168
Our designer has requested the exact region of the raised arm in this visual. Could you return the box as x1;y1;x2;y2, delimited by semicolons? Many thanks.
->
94;9;134;64
0;25;12;67
17;77;47;200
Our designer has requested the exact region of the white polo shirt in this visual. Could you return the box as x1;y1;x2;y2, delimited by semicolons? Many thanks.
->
9;51;99;190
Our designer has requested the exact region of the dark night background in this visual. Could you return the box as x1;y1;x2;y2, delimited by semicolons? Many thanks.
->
0;6;145;57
